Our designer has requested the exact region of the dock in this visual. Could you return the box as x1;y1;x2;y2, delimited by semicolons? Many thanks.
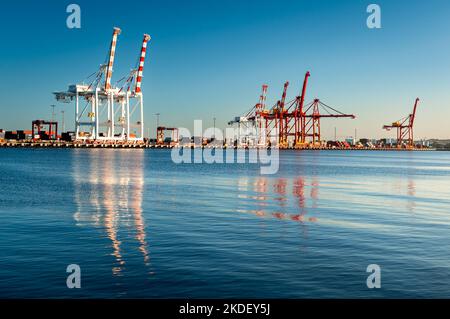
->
0;141;434;151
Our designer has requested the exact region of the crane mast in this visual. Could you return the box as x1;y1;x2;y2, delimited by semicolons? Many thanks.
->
256;84;268;145
257;84;268;112
280;82;289;110
297;71;310;145
277;82;289;146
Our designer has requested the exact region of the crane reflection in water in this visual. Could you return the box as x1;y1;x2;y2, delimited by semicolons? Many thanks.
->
72;149;150;276
237;175;319;223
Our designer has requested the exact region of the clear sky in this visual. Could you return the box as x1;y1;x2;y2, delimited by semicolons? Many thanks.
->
1;0;450;139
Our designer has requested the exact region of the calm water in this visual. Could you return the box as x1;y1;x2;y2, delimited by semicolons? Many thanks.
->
0;149;450;298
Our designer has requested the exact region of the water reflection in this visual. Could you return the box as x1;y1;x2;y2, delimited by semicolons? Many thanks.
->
405;155;417;213
237;176;319;224
273;178;288;205
72;150;150;275
406;178;416;213
293;177;306;213
311;178;319;209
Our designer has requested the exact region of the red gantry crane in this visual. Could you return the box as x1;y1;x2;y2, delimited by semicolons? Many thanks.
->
273;81;290;147
383;98;420;148
229;71;356;149
294;71;310;146
257;71;356;148
301;99;356;145
156;126;179;146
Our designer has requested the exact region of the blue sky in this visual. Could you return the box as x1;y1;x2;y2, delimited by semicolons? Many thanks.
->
1;0;450;139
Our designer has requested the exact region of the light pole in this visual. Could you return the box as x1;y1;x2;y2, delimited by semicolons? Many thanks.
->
50;104;56;139
155;113;160;128
61;110;65;133
50;105;56;122
213;117;216;140
154;113;161;142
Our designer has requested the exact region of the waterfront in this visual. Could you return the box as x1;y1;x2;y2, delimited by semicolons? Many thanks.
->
0;149;450;298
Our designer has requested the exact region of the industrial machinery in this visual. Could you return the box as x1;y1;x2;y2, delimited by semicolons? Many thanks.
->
156;126;179;146
53;27;151;142
230;72;356;148
383;98;420;148
32;120;58;140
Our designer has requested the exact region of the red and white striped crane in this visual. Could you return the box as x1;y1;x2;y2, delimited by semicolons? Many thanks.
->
256;84;268;112
53;27;152;143
105;27;121;91
134;34;151;94
118;34;152;95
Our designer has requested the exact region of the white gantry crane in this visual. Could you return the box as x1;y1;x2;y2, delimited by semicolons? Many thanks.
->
228;84;268;147
53;27;151;142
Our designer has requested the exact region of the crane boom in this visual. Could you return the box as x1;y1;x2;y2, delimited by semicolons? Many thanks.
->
280;82;289;110
104;27;121;91
298;71;310;114
410;98;420;127
134;34;151;94
296;71;310;144
260;84;268;110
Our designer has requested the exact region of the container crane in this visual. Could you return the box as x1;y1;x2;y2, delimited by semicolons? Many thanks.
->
53;28;151;143
383;98;420;148
269;72;310;147
260;72;355;148
53;27;122;140
229;71;356;149
274;82;290;147
293;71;310;146
116;34;151;141
302;99;356;145
228;84;269;147
255;84;268;146
156;126;179;146
281;82;290;146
